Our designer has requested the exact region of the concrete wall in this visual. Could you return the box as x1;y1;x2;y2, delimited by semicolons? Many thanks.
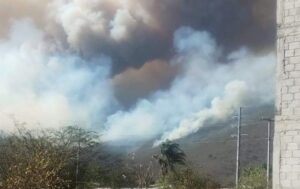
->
274;0;300;188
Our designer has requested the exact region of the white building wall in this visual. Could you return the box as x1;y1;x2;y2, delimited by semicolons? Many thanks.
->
274;0;300;188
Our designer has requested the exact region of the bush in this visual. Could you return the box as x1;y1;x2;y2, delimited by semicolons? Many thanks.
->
238;166;268;189
158;168;220;189
0;126;101;189
0;129;71;189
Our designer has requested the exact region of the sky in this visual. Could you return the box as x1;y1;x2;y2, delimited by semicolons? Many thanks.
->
0;0;276;144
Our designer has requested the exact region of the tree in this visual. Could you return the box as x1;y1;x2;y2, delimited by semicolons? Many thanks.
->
0;126;101;189
51;126;99;149
153;140;186;176
50;126;100;188
132;162;155;188
0;128;71;189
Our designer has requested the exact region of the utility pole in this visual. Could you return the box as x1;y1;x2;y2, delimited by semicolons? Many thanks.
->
261;118;274;189
235;107;242;189
75;127;81;189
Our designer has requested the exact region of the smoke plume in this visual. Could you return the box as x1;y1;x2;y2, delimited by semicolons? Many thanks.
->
112;60;178;107
0;20;115;130
0;1;276;144
0;0;275;73
102;27;275;144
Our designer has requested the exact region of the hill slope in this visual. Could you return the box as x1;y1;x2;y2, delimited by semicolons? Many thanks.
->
128;105;274;187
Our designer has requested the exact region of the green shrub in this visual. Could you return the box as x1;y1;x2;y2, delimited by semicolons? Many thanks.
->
158;168;220;189
239;166;268;189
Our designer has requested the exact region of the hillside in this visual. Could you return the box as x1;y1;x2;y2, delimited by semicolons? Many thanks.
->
123;105;275;187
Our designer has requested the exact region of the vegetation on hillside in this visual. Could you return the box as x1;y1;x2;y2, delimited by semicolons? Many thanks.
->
0;125;269;189
153;140;186;176
154;141;220;189
0;126;136;189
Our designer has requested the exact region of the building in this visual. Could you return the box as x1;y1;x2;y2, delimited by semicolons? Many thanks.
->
274;0;300;188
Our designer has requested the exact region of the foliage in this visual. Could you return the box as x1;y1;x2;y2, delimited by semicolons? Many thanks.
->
132;161;155;188
0;127;221;189
50;126;100;188
154;140;186;176
158;168;220;189
0;125;102;189
0;128;71;189
51;126;99;149
97;162;135;189
79;151;136;188
154;141;220;189
238;166;268;189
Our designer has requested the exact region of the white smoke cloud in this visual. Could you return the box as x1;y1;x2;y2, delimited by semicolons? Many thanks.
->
102;27;276;144
110;9;137;41
0;0;275;143
0;20;115;131
47;0;154;50
0;0;276;147
49;0;107;50
154;80;248;145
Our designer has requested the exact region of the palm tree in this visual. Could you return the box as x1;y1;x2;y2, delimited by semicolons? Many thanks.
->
153;140;186;176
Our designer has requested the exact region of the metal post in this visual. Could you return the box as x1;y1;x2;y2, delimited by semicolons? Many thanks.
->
267;120;270;189
75;128;81;189
261;118;273;189
235;107;242;189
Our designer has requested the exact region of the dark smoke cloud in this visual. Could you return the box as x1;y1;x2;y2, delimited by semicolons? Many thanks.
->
141;0;275;54
0;0;276;135
103;0;275;70
0;0;275;73
103;27;276;143
112;60;179;107
48;0;274;107
0;0;48;37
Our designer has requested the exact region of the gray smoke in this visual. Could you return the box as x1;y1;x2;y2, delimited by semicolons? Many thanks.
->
0;1;276;144
0;0;275;71
0;0;276;108
102;27;275;144
0;20;116;131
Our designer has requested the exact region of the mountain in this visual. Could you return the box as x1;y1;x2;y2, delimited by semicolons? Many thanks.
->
124;105;275;187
